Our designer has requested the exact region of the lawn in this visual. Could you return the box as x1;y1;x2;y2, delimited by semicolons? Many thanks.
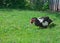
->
0;9;60;43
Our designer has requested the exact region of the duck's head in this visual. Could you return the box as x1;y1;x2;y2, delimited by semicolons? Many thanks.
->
30;17;37;24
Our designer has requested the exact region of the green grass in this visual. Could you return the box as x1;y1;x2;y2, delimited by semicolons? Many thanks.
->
0;9;60;43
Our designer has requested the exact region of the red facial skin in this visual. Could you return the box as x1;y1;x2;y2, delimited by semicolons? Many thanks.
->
30;19;35;24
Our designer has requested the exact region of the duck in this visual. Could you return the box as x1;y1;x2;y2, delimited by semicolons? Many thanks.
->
30;16;52;28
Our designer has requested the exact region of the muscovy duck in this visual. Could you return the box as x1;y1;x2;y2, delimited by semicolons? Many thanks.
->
30;16;52;28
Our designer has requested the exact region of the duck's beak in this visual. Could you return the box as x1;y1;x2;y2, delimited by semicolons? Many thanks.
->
30;20;33;24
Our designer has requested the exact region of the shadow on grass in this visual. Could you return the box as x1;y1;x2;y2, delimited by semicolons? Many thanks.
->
49;23;56;28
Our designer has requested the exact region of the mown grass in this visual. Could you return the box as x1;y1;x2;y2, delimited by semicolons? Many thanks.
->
0;9;60;43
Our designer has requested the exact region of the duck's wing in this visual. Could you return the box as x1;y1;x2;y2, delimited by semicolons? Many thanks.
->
37;17;44;23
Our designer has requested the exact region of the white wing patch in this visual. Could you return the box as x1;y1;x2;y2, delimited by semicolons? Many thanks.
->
37;18;44;23
42;21;48;26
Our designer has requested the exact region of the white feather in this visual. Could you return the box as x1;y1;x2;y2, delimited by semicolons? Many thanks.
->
42;21;48;26
37;18;44;23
